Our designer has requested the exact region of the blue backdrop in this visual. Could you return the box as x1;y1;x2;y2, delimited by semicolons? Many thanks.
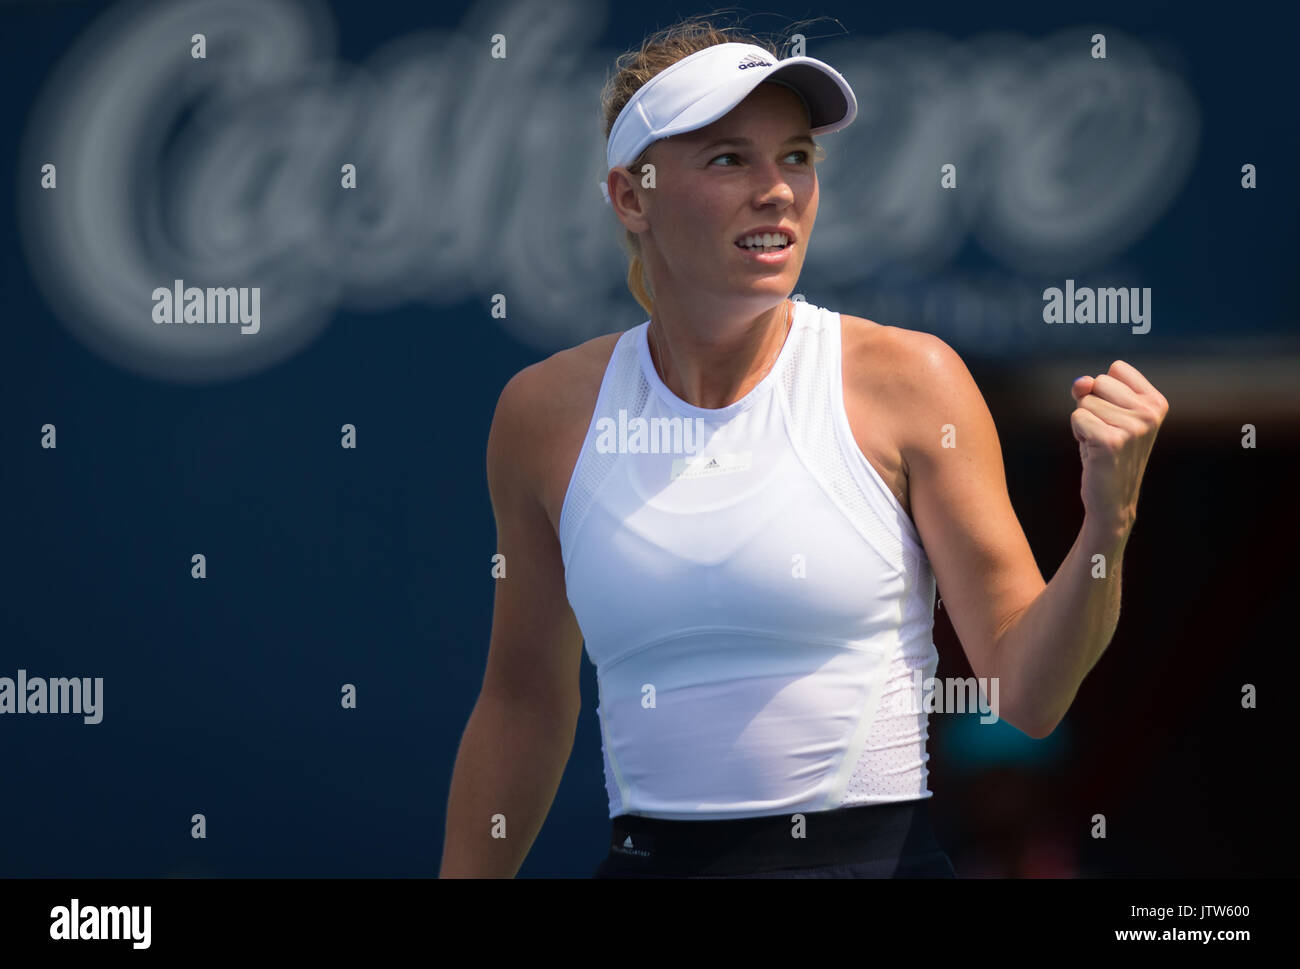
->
1;0;1295;877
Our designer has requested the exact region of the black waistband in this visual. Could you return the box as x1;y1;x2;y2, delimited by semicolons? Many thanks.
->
601;798;942;876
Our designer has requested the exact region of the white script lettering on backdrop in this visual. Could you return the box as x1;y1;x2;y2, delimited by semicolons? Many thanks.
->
18;0;1198;382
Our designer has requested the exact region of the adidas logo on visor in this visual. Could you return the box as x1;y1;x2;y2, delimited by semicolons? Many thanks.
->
737;54;773;69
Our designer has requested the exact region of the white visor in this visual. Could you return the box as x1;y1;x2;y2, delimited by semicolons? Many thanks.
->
601;42;857;204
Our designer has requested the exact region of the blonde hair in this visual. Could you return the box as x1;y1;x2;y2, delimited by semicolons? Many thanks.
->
599;15;785;316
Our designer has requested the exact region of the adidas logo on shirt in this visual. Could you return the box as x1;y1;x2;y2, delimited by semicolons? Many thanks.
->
670;450;752;480
612;833;653;858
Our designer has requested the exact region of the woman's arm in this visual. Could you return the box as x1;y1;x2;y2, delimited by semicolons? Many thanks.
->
440;362;586;877
993;364;1165;733
883;331;1164;738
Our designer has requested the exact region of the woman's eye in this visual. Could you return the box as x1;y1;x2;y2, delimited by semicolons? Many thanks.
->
709;150;817;167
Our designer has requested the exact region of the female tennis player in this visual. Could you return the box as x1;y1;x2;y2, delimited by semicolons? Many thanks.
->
439;18;1168;879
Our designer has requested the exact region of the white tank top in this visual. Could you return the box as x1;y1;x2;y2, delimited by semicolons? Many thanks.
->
559;299;939;820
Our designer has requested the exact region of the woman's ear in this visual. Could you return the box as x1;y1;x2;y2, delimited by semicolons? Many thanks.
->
609;167;650;233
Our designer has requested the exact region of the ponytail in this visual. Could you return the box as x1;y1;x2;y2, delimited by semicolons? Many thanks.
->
626;245;654;316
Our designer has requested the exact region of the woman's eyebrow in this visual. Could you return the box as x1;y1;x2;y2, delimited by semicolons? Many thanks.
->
693;135;818;154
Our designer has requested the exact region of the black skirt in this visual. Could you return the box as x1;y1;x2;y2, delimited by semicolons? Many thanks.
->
593;797;955;878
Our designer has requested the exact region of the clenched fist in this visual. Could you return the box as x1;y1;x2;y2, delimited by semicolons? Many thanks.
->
1069;361;1169;531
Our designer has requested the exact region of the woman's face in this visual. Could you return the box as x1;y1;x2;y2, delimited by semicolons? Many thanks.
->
618;82;820;312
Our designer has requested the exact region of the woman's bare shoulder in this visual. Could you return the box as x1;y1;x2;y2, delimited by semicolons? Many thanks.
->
840;313;952;391
501;330;625;422
488;330;627;525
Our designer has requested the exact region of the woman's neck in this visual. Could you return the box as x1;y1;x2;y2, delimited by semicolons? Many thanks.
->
646;297;792;409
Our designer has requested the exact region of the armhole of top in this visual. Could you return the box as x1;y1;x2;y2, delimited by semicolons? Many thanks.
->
557;326;640;566
829;313;930;564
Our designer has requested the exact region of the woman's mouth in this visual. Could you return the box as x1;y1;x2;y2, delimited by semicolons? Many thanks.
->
735;232;794;264
734;232;792;254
